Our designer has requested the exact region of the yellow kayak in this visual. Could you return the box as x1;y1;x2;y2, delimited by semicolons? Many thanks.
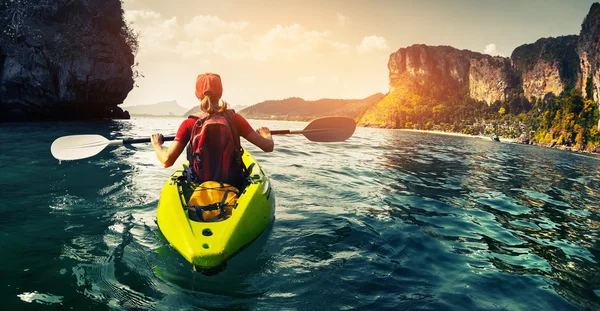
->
156;150;275;273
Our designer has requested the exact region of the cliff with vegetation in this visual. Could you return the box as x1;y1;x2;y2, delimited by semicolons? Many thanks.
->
239;93;385;121
357;3;600;152
0;0;137;121
511;36;579;101
579;3;600;128
358;38;578;128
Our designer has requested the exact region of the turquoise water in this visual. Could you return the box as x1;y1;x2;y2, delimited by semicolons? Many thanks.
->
1;117;600;310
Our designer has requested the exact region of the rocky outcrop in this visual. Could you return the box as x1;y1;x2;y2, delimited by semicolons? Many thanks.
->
388;45;474;93
579;3;600;128
385;38;578;107
387;45;517;104
511;36;579;101
469;56;516;104
360;27;589;129
0;0;135;121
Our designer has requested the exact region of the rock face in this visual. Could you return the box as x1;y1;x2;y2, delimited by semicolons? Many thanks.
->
387;45;516;103
0;0;135;121
579;3;600;128
385;39;577;108
511;36;579;101
469;56;516;104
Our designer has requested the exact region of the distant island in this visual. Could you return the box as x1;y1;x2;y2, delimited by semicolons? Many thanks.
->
124;100;189;117
184;104;249;117
238;93;385;121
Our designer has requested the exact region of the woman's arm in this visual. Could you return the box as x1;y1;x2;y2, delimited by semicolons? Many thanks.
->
151;133;186;168
244;127;274;152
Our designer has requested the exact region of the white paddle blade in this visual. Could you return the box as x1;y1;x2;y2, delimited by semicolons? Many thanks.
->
51;135;111;161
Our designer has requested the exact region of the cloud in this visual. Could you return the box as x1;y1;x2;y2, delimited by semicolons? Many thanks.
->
213;33;252;60
250;24;352;61
297;76;316;84
356;35;390;54
337;13;350;27
174;38;214;59
123;9;181;57
124;9;161;23
122;0;137;4
139;17;179;53
183;15;249;39
129;13;369;63
484;43;503;56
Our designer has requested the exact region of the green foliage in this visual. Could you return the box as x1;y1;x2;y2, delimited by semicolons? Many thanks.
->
531;90;600;150
494;90;600;151
361;83;600;151
586;75;595;100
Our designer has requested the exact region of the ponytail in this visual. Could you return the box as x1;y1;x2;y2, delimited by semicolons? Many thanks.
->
200;95;228;115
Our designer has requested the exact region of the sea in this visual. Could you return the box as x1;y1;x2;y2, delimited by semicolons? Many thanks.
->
1;117;600;311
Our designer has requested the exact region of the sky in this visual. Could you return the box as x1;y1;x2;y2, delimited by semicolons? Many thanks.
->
121;0;599;109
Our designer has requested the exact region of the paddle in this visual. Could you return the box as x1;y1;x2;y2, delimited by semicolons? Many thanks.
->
51;116;356;161
270;116;356;142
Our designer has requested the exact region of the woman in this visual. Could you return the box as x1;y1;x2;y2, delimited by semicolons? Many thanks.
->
150;73;274;171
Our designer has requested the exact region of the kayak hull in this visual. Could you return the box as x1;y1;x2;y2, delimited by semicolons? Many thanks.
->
156;150;275;271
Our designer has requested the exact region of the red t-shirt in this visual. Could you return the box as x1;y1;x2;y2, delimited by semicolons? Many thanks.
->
174;112;254;143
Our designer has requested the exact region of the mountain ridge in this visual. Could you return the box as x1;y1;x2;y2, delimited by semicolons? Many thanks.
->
125;100;189;117
238;93;385;121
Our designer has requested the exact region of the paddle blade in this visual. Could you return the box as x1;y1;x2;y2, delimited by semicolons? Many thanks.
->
301;117;356;142
51;134;110;161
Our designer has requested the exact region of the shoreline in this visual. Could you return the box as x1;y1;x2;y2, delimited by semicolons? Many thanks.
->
175;116;600;157
397;128;600;157
397;129;510;142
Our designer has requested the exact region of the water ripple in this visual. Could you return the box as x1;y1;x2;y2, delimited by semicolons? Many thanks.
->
2;119;600;310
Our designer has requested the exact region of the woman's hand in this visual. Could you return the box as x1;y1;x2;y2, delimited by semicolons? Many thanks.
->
151;133;164;146
245;127;274;152
256;127;271;139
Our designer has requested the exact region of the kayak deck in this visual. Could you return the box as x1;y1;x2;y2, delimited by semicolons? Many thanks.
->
156;150;275;271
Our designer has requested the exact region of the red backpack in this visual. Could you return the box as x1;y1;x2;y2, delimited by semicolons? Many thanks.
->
186;110;245;187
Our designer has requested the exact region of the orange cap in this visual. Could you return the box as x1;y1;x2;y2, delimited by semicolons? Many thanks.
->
195;73;223;101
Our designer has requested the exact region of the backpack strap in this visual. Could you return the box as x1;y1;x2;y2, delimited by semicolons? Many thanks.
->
221;110;247;181
186;113;210;168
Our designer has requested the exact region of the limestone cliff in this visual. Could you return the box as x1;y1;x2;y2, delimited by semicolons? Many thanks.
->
511;36;579;101
579;3;600;128
359;45;519;128
387;45;515;103
360;35;584;128
0;0;136;121
469;56;516;104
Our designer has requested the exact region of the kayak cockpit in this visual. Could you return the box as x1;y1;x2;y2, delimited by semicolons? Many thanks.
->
156;150;275;274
